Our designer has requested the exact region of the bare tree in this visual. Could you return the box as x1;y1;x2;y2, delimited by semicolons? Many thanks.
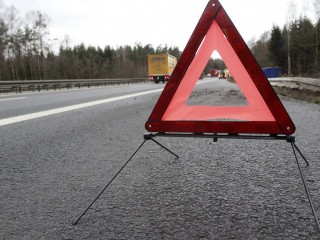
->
286;1;297;76
314;0;320;77
4;5;21;80
249;31;272;67
26;11;51;79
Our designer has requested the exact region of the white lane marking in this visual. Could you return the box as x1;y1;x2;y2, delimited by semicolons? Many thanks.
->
0;89;162;127
0;97;27;102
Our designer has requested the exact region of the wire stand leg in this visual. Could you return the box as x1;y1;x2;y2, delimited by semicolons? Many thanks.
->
292;142;310;166
73;139;147;225
144;133;179;159
150;138;179;159
291;143;320;232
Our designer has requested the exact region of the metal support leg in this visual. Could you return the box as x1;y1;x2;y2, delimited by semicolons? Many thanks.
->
73;139;148;225
291;143;320;232
73;134;179;225
144;133;179;159
292;142;310;166
150;138;179;159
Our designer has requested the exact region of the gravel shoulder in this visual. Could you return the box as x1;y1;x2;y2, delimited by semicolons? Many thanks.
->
273;86;320;105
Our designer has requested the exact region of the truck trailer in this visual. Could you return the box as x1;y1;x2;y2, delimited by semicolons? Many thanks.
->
147;53;177;83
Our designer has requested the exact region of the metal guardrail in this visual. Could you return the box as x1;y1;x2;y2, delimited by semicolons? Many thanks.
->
1;77;319;94
226;76;320;92
0;78;151;94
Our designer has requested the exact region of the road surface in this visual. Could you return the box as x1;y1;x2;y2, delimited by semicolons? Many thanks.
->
0;79;319;239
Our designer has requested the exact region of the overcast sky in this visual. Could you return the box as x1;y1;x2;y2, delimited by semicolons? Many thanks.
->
1;0;314;51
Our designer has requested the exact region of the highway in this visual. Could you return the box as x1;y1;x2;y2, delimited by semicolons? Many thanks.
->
0;83;164;121
0;79;320;239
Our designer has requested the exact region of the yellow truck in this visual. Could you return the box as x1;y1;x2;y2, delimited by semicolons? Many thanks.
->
147;53;177;83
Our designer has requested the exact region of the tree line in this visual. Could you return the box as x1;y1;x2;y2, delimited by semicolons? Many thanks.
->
1;2;320;81
0;4;183;81
250;17;320;77
250;1;320;78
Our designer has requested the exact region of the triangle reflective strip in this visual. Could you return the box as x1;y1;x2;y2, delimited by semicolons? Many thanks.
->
145;0;295;135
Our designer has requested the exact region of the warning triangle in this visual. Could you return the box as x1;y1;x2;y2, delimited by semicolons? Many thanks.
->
145;0;295;135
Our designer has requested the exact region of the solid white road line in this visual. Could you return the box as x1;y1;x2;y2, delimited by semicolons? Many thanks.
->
0;89;162;127
0;97;27;102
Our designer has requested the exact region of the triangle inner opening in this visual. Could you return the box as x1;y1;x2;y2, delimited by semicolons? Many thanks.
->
186;50;248;107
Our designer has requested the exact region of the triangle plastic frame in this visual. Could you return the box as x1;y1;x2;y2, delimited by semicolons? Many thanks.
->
145;0;295;135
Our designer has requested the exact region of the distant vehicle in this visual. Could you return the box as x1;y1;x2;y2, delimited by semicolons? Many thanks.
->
219;71;226;79
262;67;282;78
210;69;219;77
224;69;230;78
147;53;177;83
219;69;229;79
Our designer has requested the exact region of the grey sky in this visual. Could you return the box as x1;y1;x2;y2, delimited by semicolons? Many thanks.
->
1;0;313;51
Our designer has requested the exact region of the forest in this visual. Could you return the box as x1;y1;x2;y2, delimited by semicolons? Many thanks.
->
0;2;320;81
250;18;320;77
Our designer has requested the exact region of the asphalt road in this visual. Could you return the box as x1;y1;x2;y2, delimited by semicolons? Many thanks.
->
0;82;165;119
0;79;320;239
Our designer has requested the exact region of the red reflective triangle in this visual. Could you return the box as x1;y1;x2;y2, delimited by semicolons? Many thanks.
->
145;0;295;135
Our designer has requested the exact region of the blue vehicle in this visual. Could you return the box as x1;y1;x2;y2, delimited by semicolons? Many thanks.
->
262;67;282;78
